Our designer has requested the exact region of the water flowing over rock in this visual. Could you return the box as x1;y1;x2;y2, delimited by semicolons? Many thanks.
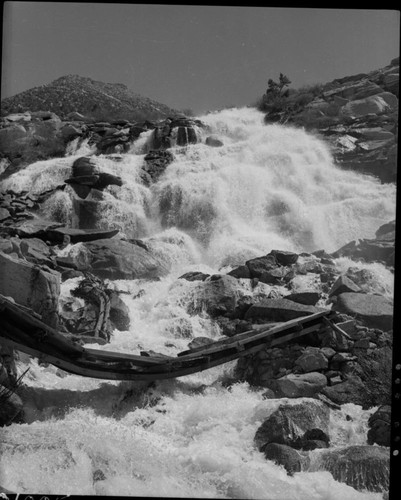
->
315;445;390;492
254;399;330;451
262;443;305;475
0;104;396;496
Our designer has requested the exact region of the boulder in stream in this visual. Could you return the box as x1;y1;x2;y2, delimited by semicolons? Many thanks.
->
254;399;330;451
367;405;391;447
317;445;389;492
0;251;60;327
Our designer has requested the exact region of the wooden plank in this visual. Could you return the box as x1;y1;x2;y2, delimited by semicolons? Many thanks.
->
322;316;352;340
84;347;174;366
177;310;330;359
0;297;85;354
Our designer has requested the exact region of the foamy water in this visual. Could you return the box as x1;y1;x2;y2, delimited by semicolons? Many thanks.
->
0;107;394;498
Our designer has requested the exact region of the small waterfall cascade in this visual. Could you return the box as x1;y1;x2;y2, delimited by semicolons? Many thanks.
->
0;107;394;498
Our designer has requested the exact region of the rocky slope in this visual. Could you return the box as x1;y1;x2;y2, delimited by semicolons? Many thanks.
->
1;74;180;122
262;57;399;183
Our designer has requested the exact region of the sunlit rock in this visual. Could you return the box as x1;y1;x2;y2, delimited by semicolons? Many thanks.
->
272;371;327;398
0;251;60;327
332;292;393;330
328;275;361;297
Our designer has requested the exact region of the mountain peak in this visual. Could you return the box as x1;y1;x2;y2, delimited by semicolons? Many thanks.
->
1;75;179;122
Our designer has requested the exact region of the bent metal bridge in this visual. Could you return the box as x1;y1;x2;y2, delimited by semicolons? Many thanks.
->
0;294;346;381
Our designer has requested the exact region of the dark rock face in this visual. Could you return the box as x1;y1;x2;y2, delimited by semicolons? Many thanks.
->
205;135;224;147
272;372;328;398
79;238;170;280
262;443;304;475
317;445;390;492
187;275;243;317
0;387;24;426
321;375;367;407
179;271;210;282
367;405;391;446
244;298;322;322
142;150;174;184
0;251;60;327
270;250;298;266
65;156;123;196
332;292;393;330
294;347;329;373
109;291;131;331
284;291;321;305
331;227;395;268
254;400;330;451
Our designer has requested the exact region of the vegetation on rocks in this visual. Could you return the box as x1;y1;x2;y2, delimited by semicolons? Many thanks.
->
257;57;399;182
1;75;181;122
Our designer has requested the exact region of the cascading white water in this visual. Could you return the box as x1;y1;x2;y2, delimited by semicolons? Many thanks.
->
0;107;395;498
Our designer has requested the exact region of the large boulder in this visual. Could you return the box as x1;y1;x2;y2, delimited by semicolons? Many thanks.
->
317;445;389;492
328;275;361;297
332;236;395;267
332;292;393;330
109;291;130;331
367;405;391;447
294;347;329;373
78;238;170;280
244;298;323;322
262;443;305;475
0;125;29;156
245;254;292;284
254;399;330;451
340;94;394;117
321;375;367;407
0;387;24;426
141;150;174;184
272;372;328;398
284;291;321;306
187;275;245;317
0;251;60;327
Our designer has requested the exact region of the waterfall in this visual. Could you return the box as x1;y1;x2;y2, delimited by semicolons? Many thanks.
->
0;107;394;498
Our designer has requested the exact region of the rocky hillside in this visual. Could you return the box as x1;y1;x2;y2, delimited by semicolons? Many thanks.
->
261;57;399;183
1;74;180;122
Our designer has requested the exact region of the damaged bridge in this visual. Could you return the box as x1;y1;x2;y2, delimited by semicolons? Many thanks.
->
0;294;346;381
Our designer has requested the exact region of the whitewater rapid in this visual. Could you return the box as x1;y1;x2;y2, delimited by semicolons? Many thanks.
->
0;107;395;498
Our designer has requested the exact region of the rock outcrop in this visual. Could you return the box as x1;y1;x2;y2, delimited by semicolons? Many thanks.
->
255;399;330;453
263;58;399;183
0;251;60;327
71;238;170;280
316;445;390;492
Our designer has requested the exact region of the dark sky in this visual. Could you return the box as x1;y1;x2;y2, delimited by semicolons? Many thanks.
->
1;3;400;114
